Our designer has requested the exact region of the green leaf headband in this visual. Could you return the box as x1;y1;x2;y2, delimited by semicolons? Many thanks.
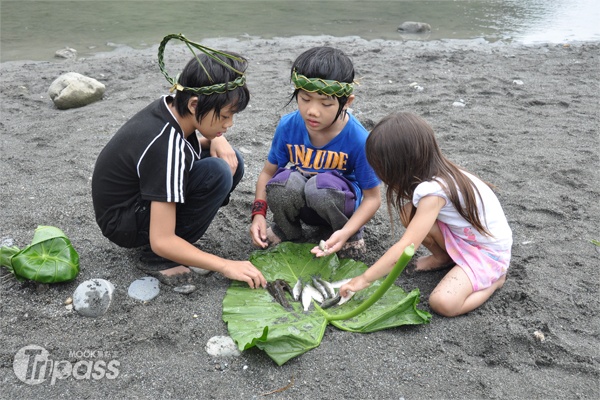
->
291;70;354;97
158;33;246;95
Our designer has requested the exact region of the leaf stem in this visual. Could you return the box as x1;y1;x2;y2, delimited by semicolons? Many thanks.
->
319;243;415;321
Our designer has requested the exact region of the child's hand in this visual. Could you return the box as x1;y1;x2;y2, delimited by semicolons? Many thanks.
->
210;136;238;175
310;230;348;257
221;260;267;289
339;275;371;297
250;215;269;249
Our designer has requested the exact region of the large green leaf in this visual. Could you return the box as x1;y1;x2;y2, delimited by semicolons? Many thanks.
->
5;225;80;283
223;242;431;365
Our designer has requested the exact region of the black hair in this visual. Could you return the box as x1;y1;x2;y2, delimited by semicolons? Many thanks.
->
289;46;355;121
173;52;250;122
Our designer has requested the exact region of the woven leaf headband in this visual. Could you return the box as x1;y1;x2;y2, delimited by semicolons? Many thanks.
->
291;70;354;97
158;33;246;95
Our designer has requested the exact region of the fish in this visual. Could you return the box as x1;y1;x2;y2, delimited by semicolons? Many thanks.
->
315;276;336;298
337;290;355;306
301;283;324;311
311;275;330;299
320;293;341;309
330;278;352;289
292;278;303;301
266;279;293;310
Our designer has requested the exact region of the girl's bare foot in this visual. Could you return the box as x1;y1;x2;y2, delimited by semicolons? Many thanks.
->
415;255;455;272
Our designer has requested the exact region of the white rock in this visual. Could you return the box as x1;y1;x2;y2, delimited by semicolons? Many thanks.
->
48;72;105;110
453;101;466;107
72;279;115;318
397;21;432;33
55;47;77;59
513;79;524;85
205;335;241;357
128;277;160;301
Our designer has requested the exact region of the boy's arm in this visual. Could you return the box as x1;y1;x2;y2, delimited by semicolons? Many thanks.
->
149;201;266;288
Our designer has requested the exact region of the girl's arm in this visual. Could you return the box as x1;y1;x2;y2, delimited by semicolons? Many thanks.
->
339;195;445;296
149;201;266;288
249;161;279;248
312;185;382;255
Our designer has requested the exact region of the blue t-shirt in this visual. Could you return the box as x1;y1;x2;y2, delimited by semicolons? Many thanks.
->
267;110;380;200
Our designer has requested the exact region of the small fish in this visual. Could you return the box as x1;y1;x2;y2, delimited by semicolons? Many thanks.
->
311;275;330;299
315;276;336;298
330;278;352;289
320;293;341;309
301;283;324;311
292;278;303;301
337;290;355;306
266;280;292;310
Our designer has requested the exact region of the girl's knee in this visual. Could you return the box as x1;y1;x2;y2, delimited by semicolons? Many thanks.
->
428;291;462;317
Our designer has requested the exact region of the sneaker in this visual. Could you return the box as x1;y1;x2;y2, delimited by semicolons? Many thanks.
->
338;238;367;260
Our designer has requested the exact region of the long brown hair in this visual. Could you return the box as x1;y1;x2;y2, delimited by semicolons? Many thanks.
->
366;112;493;236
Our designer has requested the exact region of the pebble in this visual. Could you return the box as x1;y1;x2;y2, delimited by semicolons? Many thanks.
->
189;266;211;276
205;335;241;357
1;237;14;247
127;276;160;301
173;284;197;294
452;101;466;107
533;330;546;342
72;279;115;318
513;79;524;85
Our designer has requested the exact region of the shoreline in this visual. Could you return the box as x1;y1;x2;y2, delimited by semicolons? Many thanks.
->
2;34;598;66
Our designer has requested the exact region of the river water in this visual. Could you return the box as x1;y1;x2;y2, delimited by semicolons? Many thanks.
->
1;0;599;62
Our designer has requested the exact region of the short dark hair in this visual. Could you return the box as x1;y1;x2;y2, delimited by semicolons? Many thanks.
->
290;47;355;121
173;52;250;122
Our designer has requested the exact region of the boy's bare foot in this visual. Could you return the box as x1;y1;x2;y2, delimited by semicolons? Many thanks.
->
415;255;455;272
154;265;195;286
266;227;282;247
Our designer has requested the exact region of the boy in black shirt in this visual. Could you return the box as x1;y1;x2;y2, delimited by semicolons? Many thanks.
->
92;39;266;290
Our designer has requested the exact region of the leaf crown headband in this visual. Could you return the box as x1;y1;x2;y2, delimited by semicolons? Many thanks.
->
291;69;354;97
158;33;246;95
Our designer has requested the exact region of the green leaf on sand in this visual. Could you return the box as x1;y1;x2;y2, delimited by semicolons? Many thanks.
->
0;225;80;283
223;242;431;365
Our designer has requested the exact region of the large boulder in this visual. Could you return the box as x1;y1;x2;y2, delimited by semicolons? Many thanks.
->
48;72;105;109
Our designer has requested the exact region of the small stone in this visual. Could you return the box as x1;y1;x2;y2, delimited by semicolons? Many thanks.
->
65;304;73;311
533;330;546;342
205;335;241;357
73;279;115;318
189;266;211;276
173;284;197;294
453;101;466;107
64;297;73;305
128;277;160;301
513;79;524;85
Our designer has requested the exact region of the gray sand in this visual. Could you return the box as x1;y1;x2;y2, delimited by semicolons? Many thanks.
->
1;36;599;398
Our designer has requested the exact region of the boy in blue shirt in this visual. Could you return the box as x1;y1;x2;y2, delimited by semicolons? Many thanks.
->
249;47;381;259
